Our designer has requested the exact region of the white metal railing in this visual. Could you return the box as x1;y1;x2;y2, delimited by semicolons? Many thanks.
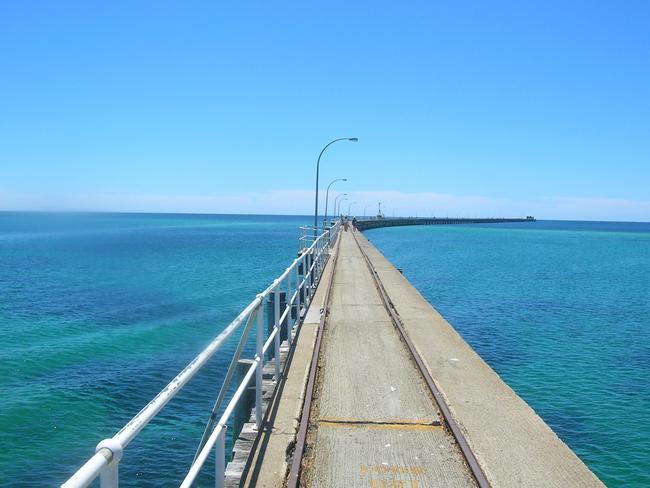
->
62;221;341;488
298;225;329;251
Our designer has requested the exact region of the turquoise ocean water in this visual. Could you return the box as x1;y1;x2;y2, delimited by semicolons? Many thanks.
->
0;213;310;486
366;221;650;487
1;213;648;486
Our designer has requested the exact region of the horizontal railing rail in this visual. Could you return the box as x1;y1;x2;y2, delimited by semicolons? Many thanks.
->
62;221;341;488
298;224;335;252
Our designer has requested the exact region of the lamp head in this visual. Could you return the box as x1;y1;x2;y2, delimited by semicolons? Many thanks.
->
348;137;358;142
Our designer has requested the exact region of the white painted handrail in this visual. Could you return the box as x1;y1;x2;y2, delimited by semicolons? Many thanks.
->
62;221;340;488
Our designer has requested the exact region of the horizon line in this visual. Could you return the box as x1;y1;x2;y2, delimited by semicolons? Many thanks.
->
2;209;650;224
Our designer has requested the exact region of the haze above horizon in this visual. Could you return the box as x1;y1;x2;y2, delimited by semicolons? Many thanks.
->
1;1;648;221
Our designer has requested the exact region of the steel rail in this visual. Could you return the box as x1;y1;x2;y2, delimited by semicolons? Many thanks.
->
352;231;491;488
287;228;342;488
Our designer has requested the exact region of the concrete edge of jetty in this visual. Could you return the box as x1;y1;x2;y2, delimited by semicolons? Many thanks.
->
241;230;604;487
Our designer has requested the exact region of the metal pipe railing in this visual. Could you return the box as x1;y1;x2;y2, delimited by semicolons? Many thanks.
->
184;230;337;486
62;221;340;488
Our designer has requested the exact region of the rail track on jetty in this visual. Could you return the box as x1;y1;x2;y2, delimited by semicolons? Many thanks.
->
288;229;490;488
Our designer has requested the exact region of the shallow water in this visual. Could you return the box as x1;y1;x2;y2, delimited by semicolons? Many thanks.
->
366;220;650;487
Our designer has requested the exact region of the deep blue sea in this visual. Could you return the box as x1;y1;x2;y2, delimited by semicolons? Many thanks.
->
1;214;648;486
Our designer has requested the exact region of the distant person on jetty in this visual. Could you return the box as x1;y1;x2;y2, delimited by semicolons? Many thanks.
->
343;216;349;232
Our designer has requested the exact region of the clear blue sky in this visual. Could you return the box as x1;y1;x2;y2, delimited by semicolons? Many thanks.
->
1;1;648;220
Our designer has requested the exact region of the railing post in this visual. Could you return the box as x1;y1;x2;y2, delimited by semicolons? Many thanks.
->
295;262;301;322
305;254;312;305
255;298;264;430
96;439;122;488
316;247;321;280
100;464;118;488
215;427;225;488
313;248;317;278
273;285;281;381
286;272;292;347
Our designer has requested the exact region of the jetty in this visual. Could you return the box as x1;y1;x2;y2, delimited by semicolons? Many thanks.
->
63;217;603;488
354;216;535;231
240;227;602;488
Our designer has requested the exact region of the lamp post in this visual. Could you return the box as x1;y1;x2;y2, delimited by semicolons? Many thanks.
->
323;178;347;228
333;193;347;219
363;204;371;218
313;138;358;237
336;197;348;218
335;196;348;217
347;201;357;216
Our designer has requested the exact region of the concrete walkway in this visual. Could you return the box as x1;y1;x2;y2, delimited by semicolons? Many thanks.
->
303;231;476;487
244;230;604;487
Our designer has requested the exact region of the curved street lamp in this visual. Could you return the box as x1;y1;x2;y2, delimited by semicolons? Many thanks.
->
347;201;358;216
313;138;358;236
323;178;347;228
333;193;347;218
335;194;348;217
337;197;349;217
